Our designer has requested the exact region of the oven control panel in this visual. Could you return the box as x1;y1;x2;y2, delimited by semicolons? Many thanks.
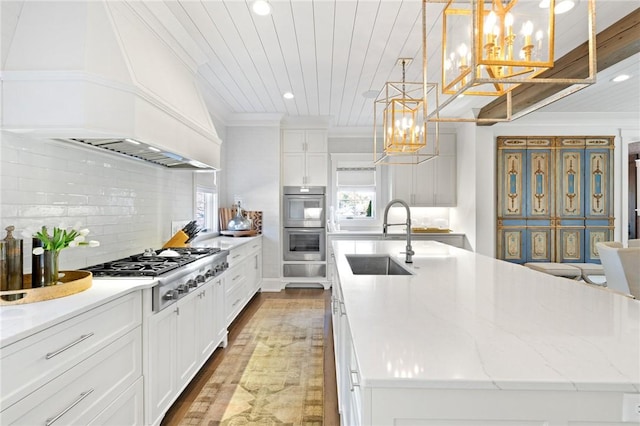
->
153;252;229;312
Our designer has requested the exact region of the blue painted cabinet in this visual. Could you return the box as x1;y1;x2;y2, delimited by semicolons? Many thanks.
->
497;136;613;264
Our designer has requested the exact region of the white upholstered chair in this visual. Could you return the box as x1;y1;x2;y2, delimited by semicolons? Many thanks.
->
595;242;640;298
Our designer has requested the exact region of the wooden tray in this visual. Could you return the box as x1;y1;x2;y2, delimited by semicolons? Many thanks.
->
411;228;452;233
0;271;92;305
220;230;258;237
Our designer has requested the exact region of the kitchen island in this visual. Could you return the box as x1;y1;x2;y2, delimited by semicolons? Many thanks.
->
332;240;640;425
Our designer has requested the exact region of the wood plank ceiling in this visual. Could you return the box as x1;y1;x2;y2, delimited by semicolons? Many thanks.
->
2;1;638;130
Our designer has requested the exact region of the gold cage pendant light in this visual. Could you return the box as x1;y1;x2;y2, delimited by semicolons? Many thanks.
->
384;59;426;153
443;0;556;97
427;0;596;123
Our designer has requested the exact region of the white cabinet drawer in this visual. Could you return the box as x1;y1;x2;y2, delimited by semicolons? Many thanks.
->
88;377;143;426
225;264;246;293
1;291;141;408
227;245;249;267
225;276;247;324
246;239;262;255
1;327;142;425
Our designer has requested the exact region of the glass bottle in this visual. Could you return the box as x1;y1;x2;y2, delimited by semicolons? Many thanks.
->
0;240;7;292
3;226;24;300
31;238;43;288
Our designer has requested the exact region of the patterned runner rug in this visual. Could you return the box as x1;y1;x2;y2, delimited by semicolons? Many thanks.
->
179;298;325;425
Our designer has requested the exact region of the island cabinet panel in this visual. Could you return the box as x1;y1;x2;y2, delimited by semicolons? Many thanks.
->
370;388;633;425
497;136;613;264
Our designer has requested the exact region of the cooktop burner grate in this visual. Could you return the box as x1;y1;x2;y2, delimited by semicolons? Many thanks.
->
85;247;224;277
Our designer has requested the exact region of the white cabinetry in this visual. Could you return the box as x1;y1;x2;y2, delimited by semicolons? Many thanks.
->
332;276;365;425
224;238;263;325
392;133;456;206
282;130;328;186
0;292;143;426
146;277;226;425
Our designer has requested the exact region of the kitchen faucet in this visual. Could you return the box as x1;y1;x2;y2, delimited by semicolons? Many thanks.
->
382;199;414;263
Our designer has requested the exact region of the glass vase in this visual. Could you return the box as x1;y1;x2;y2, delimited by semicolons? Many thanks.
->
43;250;60;286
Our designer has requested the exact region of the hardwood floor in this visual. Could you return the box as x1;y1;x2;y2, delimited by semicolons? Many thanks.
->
160;288;340;425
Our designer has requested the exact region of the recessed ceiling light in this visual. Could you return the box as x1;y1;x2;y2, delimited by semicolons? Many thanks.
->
124;138;140;145
283;92;294;99
148;146;161;152
554;0;575;14
540;0;576;13
612;74;630;83
252;0;271;16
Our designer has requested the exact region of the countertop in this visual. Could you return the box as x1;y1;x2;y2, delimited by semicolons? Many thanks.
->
0;235;261;348
333;239;640;392
328;229;464;236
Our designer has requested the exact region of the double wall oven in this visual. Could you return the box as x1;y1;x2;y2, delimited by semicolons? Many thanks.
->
282;186;326;278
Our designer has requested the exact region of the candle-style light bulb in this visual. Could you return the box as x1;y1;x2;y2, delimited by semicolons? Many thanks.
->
457;43;469;68
485;11;497;35
504;12;513;37
522;21;533;43
504;12;515;61
535;29;544;52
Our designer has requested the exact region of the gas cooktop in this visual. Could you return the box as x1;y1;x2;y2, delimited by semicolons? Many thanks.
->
86;247;222;277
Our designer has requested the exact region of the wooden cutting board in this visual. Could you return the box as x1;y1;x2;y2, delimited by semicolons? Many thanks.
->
219;208;234;231
219;208;262;234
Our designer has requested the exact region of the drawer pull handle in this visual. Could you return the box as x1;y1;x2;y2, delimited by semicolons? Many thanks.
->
338;301;346;317
45;388;94;426
232;298;241;307
232;275;241;281
232;254;241;259
46;333;94;359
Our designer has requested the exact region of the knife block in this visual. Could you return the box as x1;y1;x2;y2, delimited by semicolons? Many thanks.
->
162;230;189;248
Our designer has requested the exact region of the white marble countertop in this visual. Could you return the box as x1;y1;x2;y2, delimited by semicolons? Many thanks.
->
333;239;640;392
0;235;261;348
0;278;156;348
192;234;261;251
328;230;464;236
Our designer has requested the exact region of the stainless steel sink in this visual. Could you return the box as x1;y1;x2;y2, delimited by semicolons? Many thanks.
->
346;254;412;275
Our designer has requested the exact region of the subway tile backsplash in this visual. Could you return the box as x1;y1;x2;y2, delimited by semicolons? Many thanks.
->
1;131;195;272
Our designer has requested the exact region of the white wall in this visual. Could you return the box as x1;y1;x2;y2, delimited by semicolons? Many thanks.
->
0;131;194;272
223;121;281;279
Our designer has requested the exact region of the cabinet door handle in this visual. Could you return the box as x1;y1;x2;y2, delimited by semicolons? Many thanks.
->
338;301;346;317
349;370;360;391
232;274;241;281
231;254;241;259
45;333;94;359
45;389;94;426
232;298;241;307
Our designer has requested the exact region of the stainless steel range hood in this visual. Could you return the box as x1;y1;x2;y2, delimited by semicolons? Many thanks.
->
1;1;221;170
55;138;214;169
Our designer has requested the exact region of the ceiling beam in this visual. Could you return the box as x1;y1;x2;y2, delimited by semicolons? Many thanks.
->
477;8;640;125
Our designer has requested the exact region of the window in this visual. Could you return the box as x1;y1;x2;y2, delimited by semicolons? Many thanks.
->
336;167;376;219
331;154;380;224
194;172;218;233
